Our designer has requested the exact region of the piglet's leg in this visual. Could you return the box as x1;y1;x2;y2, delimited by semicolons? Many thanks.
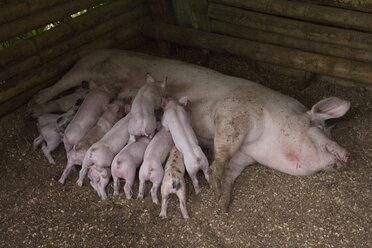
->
188;171;200;195
176;186;189;219
33;135;43;150
77;166;89;187
159;194;169;218
41;143;56;165
150;181;161;205
124;180;134;199
113;176;120;196
137;179;145;199
58;157;75;184
98;185;107;200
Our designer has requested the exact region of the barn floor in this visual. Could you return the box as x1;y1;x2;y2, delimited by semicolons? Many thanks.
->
1;44;371;247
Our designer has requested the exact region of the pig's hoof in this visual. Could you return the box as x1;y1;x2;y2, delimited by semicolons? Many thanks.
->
58;178;65;184
113;191;119;196
183;215;190;219
219;193;231;213
159;213;167;218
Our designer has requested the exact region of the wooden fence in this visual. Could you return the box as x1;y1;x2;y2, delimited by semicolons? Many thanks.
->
0;0;371;117
0;0;150;116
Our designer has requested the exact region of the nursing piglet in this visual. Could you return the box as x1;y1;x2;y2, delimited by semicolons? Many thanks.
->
88;166;111;200
162;97;209;195
138;127;174;204
76;111;132;187
63;81;115;152
111;137;151;199
160;146;189;219
58;100;124;184
127;74;166;143
33;103;81;164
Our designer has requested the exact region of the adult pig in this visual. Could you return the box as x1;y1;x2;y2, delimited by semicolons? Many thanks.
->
31;49;351;211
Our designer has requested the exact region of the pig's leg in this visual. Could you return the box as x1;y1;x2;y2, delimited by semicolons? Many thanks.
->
128;135;136;144
113;176;120;196
159;193;169;218
209;109;248;200
150;181;161;205
98;185;107;200
58;157;75;184
33;135;44;149
219;150;255;212
33;67;89;104
176;187;189;219
42;136;61;165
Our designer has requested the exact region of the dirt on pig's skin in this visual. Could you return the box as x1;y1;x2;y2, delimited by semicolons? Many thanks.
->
1;44;371;247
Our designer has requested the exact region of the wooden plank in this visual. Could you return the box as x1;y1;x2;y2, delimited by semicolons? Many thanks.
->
0;19;148;104
142;22;372;85
208;3;372;51
0;0;68;25
211;0;372;32
0;5;150;82
0;0;106;43
211;19;372;63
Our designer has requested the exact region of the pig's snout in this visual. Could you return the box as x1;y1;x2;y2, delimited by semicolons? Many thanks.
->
326;143;350;171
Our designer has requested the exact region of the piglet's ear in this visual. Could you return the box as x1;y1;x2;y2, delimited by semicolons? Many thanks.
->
124;104;131;114
161;97;168;109
308;97;350;121
146;73;155;84
178;96;188;107
160;77;167;90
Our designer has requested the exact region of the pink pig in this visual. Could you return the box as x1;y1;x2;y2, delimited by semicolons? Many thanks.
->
160;146;189;219
76;112;132;187
127;74;166;143
88;166;111;200
58;100;124;184
63;81;116;153
111;137;151;199
138;127;174;204
33;103;81;164
161;96;209;195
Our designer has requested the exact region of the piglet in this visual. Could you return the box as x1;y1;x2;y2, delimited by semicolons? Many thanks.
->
30;86;88;117
33;102;81;164
138;127;174;204
76;111;132;187
63;81;116;153
162;96;209;194
127;74;166;143
58;100;124;184
160;146;189;219
111;137;151;199
88;166;111;200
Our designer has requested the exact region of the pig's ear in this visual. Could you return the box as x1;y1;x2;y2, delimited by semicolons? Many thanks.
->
308;97;350;121
81;80;97;89
146;73;155;84
178;96;188;107
161;97;168;109
124;104;131;114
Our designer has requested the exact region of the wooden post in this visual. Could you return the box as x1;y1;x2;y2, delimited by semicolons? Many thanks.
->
142;22;372;85
189;0;209;31
208;3;372;51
